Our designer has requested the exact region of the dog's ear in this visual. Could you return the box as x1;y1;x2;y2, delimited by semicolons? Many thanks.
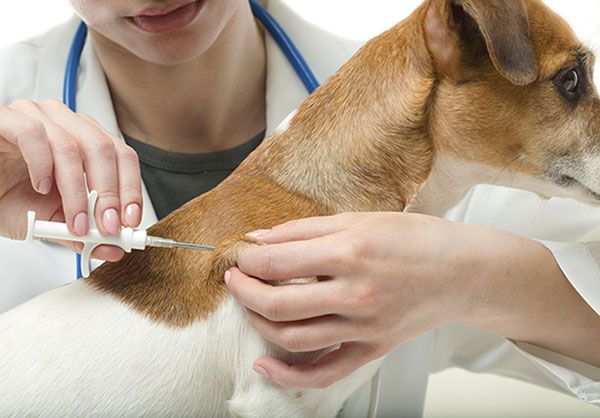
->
424;0;538;86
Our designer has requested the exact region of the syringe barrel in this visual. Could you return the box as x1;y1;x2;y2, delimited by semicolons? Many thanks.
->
30;220;72;242
30;218;147;252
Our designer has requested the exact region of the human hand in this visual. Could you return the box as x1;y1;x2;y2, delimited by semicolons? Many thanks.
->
225;212;490;388
0;99;143;261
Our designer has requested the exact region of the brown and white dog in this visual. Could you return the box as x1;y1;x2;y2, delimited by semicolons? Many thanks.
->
1;0;598;416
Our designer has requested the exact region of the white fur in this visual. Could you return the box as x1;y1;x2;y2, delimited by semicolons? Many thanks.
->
407;154;599;217
0;280;380;417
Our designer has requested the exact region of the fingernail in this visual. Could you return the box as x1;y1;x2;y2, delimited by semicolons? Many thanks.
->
125;204;141;227
36;178;52;195
73;212;88;236
224;270;231;286
102;208;120;235
253;365;270;379
246;229;271;239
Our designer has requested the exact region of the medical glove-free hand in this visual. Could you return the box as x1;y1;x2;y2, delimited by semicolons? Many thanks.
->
0;99;143;261
225;212;599;389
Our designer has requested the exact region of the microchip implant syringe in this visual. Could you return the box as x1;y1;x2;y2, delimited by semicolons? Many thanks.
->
25;190;214;278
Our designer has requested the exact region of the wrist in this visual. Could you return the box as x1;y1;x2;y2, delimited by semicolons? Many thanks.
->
454;227;539;329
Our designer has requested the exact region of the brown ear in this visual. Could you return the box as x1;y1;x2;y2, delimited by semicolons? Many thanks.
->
424;0;538;86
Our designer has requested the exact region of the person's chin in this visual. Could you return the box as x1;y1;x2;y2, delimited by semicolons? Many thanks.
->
136;42;209;65
126;29;215;65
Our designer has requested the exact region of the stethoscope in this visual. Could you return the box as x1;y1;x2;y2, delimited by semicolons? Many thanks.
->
62;1;380;416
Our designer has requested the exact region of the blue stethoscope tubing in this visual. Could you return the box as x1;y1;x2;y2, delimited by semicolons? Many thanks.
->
248;0;320;93
63;22;88;279
64;0;320;280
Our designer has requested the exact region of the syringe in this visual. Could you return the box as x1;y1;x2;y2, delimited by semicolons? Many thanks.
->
25;190;214;278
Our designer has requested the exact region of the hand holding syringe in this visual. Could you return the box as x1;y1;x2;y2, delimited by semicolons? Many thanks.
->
25;190;214;277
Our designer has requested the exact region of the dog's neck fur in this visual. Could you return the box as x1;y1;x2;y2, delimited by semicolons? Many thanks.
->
251;5;519;217
250;6;438;212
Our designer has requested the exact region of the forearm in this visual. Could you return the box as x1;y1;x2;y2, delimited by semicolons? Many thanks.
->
462;232;600;367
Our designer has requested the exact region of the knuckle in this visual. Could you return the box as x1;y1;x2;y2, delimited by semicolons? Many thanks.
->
273;219;298;234
63;188;89;206
51;136;80;157
356;283;378;306
346;283;378;311
119;184;141;199
9;98;36;111
79;113;100;124
345;234;367;261
16;120;46;143
96;190;120;205
334;235;367;271
39;98;67;111
89;134;117;157
279;328;302;352
263;294;282;321
119;145;139;163
256;250;275;278
327;235;365;270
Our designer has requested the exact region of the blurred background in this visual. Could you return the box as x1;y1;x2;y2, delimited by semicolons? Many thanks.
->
1;1;599;417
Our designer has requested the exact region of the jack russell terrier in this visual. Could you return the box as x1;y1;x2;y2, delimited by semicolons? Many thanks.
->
1;0;598;416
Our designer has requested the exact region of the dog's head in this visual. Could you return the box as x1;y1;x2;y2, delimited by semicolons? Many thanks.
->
423;0;600;202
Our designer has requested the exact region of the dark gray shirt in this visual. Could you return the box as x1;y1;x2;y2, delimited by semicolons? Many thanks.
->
124;132;265;219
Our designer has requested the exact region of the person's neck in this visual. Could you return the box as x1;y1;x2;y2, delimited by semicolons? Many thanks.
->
90;4;266;154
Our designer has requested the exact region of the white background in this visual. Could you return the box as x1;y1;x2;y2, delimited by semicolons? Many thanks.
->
1;1;599;417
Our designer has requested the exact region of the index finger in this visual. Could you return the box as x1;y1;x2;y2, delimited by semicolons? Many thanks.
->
0;106;54;194
237;234;348;280
253;212;363;245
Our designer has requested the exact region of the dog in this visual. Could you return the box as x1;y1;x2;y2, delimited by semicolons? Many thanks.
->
1;0;598;416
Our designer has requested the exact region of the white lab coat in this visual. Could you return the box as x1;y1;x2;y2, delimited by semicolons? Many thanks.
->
0;1;599;416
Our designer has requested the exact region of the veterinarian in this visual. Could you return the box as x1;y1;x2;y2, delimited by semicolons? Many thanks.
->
0;0;598;416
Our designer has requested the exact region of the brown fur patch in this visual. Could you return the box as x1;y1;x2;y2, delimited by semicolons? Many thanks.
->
90;173;331;326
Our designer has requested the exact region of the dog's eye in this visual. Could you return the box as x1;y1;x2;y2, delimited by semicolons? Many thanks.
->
563;69;579;92
554;66;582;101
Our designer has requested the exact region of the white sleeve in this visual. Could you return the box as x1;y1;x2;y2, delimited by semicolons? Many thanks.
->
506;239;600;404
540;240;600;316
432;324;600;406
511;340;600;405
440;185;600;406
